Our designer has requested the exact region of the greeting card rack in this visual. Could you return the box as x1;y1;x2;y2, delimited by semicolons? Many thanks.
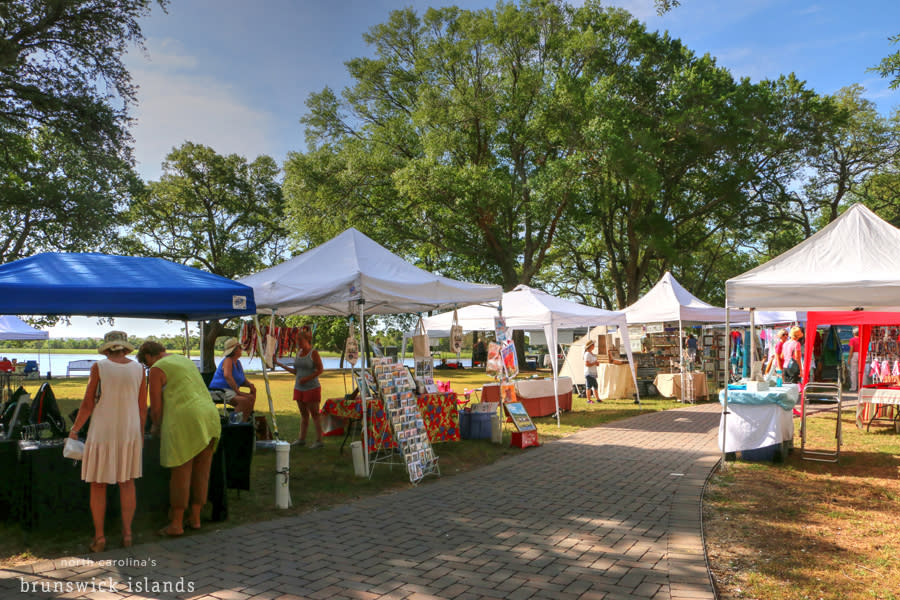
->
369;357;440;484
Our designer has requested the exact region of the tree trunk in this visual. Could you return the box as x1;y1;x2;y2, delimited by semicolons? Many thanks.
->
201;319;239;373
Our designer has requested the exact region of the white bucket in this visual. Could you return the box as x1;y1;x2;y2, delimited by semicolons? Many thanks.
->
491;413;502;444
350;441;367;478
274;441;292;508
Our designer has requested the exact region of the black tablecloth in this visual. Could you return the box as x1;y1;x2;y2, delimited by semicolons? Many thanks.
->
2;421;253;532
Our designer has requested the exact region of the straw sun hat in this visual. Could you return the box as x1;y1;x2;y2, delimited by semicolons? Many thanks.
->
98;330;134;354
223;338;240;357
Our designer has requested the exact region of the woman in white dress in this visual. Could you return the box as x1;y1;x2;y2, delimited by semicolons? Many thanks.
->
68;331;146;552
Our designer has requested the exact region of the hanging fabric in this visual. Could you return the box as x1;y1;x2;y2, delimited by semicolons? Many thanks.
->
412;315;431;360
345;321;359;367
449;309;463;355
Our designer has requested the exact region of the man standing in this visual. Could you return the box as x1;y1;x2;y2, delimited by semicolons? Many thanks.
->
583;340;600;404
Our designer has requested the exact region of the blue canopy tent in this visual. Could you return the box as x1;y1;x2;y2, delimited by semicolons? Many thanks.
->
0;253;255;320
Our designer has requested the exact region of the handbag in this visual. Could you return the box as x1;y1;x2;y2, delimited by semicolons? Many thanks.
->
784;357;801;380
412;317;431;360
449;309;464;355
63;437;85;460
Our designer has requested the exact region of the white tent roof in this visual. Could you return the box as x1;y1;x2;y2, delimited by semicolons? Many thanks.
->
239;228;502;316
727;203;900;311
624;271;747;324
421;285;629;333
0;316;48;341
418;285;640;416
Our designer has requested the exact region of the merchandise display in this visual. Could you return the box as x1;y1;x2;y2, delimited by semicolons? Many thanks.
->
371;357;439;483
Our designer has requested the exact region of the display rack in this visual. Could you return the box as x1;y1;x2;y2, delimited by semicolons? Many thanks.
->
646;331;681;369
370;357;439;484
702;330;727;389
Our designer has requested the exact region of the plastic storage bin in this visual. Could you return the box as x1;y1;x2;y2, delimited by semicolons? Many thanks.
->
458;411;471;439
468;412;492;440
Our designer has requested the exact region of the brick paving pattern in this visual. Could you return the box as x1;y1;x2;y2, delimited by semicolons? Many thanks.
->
1;403;723;600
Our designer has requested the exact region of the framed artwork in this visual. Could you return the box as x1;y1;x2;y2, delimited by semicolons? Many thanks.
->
504;402;536;432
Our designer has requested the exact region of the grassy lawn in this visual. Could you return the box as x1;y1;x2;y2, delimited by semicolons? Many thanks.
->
704;405;900;600
0;367;679;565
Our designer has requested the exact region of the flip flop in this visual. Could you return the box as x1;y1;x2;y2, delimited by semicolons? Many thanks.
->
157;526;183;537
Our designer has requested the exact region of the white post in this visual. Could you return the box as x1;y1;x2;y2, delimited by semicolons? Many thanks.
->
184;321;190;358
358;302;369;475
722;305;730;466
678;319;684;403
749;309;757;379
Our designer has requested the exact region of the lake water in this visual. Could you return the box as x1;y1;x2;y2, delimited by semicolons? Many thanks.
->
1;352;472;377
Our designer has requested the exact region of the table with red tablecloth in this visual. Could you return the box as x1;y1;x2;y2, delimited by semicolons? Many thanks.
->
321;392;459;453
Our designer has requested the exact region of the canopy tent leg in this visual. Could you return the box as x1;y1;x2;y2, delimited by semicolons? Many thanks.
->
721;305;730;468
678;319;685;403
358;302;370;476
253;313;280;440
184;321;190;358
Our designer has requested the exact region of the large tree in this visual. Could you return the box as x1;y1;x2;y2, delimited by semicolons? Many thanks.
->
123;142;288;370
0;0;164;262
285;0;590;291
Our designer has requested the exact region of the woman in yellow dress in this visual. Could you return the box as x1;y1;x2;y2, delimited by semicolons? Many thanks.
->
137;341;221;536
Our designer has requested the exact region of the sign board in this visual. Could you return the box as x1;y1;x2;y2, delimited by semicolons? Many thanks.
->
504;401;536;432
645;323;665;334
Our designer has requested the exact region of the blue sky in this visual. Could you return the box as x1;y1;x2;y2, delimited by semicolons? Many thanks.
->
124;0;900;182
53;0;900;339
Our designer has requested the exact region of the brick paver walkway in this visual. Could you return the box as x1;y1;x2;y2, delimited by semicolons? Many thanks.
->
2;403;723;600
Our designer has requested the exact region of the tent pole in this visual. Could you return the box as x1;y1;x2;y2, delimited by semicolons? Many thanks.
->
749;309;757;378
722;305;730;468
359;301;369;475
254;312;279;440
184;321;190;358
549;321;560;428
678;319;684;403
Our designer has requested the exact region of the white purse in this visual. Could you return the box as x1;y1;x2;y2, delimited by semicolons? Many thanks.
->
63;437;85;460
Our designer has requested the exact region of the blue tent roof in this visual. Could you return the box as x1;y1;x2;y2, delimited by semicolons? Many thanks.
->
0;253;256;320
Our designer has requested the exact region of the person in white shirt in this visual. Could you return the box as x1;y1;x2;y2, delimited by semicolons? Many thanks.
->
583;340;600;403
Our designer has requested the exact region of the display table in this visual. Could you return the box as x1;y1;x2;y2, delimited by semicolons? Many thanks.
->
321;392;459;453
856;385;900;432
481;378;573;417
653;372;708;399
718;384;798;453
596;364;635;399
0;421;253;532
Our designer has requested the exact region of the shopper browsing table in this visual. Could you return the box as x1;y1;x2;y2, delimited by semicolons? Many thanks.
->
138;341;221;536
68;331;146;552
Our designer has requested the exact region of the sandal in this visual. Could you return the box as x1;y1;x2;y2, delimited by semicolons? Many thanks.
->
157;525;183;537
89;536;106;553
122;534;133;548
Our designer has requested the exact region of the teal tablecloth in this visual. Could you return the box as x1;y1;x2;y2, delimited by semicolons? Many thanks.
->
718;384;799;411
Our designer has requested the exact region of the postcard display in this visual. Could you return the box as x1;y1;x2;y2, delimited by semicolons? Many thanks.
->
371;357;440;484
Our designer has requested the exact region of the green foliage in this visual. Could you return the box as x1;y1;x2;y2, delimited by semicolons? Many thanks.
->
123;141;288;278
0;0;163;264
872;34;900;89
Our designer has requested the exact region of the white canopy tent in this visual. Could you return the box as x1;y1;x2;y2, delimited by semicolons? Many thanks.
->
623;272;751;400
724;203;900;458
419;285;638;425
239;228;502;473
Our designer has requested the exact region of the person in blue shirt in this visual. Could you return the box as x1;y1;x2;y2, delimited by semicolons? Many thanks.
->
208;338;256;422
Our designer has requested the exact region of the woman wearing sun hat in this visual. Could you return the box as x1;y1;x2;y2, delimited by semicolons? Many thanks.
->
68;330;147;552
207;337;256;422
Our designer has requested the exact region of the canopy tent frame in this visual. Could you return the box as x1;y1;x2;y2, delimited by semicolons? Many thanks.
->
239;228;503;476
724;203;900;463
418;285;640;426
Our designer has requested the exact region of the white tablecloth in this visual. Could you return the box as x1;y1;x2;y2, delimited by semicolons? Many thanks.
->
513;377;573;398
596;364;635;399
718;404;794;452
856;386;900;430
653;372;708;399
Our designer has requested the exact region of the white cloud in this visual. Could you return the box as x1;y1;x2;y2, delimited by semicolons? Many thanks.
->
126;38;279;181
